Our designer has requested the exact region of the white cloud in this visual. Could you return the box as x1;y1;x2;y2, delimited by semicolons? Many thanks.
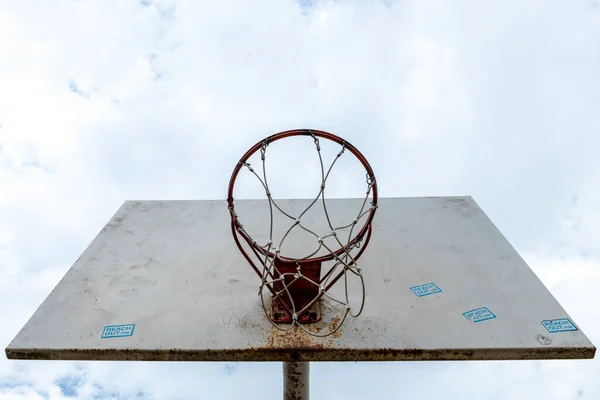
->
1;0;599;399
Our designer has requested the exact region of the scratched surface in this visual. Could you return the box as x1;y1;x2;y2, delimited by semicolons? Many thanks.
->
6;197;596;361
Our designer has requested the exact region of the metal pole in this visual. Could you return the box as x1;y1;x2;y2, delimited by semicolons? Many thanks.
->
283;361;309;400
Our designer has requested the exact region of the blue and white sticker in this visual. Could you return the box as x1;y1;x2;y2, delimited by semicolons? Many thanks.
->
101;324;135;339
541;319;578;333
463;307;496;323
410;282;442;297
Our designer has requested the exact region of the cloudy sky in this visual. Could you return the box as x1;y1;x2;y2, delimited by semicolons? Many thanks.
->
1;0;599;398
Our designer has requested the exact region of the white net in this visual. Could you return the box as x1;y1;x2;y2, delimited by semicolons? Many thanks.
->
228;131;377;337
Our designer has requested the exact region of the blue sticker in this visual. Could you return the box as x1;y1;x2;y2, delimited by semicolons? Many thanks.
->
101;324;135;339
541;319;578;333
410;282;442;297
463;307;496;323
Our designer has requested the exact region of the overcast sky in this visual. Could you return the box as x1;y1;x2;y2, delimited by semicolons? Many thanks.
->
1;0;599;399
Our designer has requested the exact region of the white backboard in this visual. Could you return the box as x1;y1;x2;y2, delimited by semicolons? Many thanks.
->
6;197;595;361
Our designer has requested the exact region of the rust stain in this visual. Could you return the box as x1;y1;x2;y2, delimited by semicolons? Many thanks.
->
6;345;596;362
266;328;325;350
261;307;344;353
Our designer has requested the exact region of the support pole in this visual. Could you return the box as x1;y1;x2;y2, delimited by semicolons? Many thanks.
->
283;361;309;400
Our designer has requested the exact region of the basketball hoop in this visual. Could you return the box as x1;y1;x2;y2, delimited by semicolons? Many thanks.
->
227;129;378;336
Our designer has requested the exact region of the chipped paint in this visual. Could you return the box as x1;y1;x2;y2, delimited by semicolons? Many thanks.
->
5;346;595;362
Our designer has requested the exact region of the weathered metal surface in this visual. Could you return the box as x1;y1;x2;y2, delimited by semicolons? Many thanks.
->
5;198;596;361
283;361;309;400
272;259;322;324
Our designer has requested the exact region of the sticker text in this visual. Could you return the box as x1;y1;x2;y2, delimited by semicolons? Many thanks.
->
101;324;135;339
410;282;442;297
